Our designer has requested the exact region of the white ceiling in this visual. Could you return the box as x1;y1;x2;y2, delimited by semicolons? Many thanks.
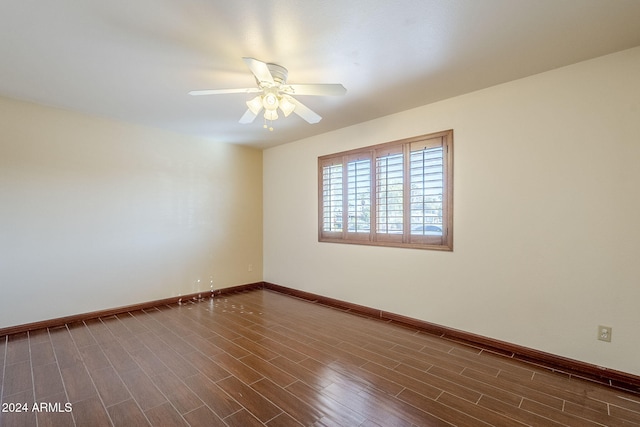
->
1;0;640;149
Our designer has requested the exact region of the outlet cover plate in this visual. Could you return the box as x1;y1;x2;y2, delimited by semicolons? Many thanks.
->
598;325;612;342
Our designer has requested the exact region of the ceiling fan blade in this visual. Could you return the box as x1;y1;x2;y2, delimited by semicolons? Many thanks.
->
242;57;274;85
288;97;322;124
239;108;258;124
189;88;261;96
284;84;346;96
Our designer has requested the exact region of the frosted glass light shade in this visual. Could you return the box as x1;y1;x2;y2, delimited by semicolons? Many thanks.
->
264;109;278;121
246;96;263;115
279;96;296;117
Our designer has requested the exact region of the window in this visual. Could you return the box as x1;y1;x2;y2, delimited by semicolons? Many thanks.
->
318;130;453;250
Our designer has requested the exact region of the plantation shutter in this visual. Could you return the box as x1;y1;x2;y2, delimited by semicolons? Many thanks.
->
318;129;452;250
346;153;372;239
408;136;445;245
320;158;344;238
375;145;404;243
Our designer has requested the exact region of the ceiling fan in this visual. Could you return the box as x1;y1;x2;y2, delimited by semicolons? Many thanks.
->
189;57;346;129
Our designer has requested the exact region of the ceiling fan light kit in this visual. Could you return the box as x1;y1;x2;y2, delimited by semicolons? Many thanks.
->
246;95;263;115
189;57;346;130
279;96;295;117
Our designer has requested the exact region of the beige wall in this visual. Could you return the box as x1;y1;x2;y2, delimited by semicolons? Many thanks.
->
0;97;263;328
263;47;640;375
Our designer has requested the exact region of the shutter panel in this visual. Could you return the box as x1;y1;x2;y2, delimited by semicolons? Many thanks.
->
409;138;444;244
375;149;404;240
321;162;343;233
346;156;371;236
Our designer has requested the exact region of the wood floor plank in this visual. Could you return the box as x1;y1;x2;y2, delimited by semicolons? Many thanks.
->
322;381;414;427
0;334;6;365
451;347;537;379
142;341;199;379
251;378;323;426
298;350;408;397
394;363;485;404
128;345;170;377
150;370;204;415
459;365;564;409
336;341;401;369
182;405;228;427
144;401;189;427
224;408;271;427
391;343;467;374
78;344;111;372
2;360;32;398
183;335;225;358
108;399;151;426
232;335;281;361
435;391;528;426
5;333;29;365
266;412;305;427
206;335;251;359
563;399;640;427
477;394;563;427
101;341;140;375
29;340;56;367
27;329;50;345
71;395;112;427
182;374;242;418
34;392;75;427
89;365;131;408
0;409;38;427
520;398;604;426
83;319;118;347
255;335;308;363
60;361;97;404
306;339;369;367
115;312;151;335
120;368;167;411
365;341;434;371
154;330;199;356
269;356;333;390
361;361;443;399
2;289;637;426
609;405;640;425
32;362;65;400
529;370;614;412
285;379;366;426
209;351;263;385
239;354;297;388
395;388;486;427
0;390;36;427
217;375;282;422
101;315;134;339
181;351;231;383
49;326;83;368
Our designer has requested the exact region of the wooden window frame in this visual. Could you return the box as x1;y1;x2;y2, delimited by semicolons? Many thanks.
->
318;130;453;251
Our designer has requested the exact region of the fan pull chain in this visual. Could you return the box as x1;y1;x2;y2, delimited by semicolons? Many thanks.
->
263;116;274;131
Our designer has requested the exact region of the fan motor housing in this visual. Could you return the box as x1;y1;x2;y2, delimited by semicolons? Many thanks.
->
266;63;288;85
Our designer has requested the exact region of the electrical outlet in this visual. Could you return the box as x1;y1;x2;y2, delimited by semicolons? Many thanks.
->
598;325;612;342
248;264;253;272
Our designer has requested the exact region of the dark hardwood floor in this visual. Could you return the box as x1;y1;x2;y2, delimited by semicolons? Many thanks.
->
1;289;639;426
